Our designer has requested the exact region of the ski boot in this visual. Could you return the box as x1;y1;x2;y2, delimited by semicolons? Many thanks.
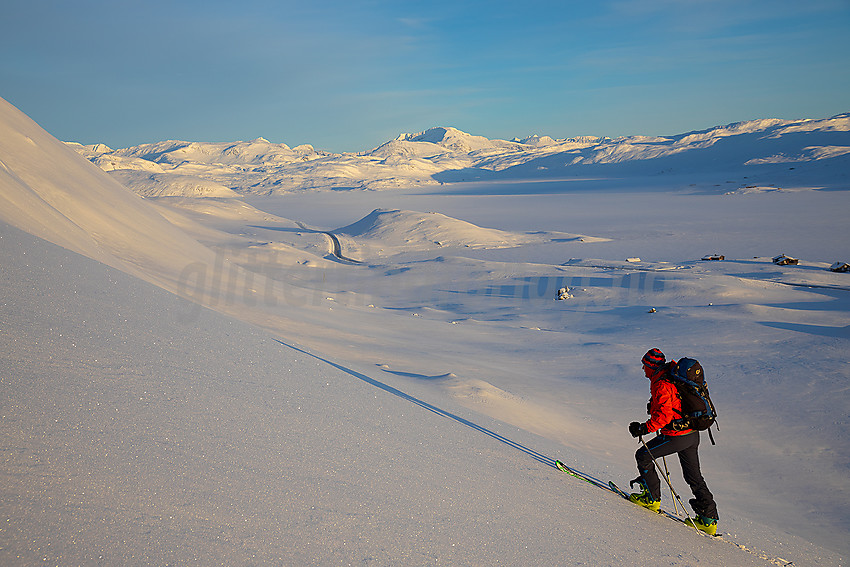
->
685;515;718;536
628;477;660;512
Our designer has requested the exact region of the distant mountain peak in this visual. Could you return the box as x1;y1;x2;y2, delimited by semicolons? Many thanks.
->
393;126;520;154
399;126;477;144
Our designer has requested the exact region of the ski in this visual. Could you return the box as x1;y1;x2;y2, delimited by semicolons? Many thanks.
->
555;461;721;537
612;480;722;537
554;465;794;564
555;461;619;494
608;480;630;500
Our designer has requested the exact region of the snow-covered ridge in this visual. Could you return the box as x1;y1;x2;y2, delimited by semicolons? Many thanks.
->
394;126;522;153
333;208;605;257
67;113;850;196
335;208;516;243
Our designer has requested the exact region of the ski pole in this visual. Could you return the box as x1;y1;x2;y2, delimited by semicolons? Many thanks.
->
662;456;681;515
639;436;700;534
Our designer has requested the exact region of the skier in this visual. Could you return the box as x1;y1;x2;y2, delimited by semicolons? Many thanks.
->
627;348;719;535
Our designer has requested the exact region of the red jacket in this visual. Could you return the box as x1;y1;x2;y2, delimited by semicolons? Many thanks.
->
644;362;691;436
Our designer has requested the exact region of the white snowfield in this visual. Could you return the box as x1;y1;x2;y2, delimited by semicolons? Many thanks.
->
1;95;849;565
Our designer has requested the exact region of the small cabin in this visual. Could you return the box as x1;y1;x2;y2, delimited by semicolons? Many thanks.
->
701;254;725;261
773;254;799;266
830;262;850;273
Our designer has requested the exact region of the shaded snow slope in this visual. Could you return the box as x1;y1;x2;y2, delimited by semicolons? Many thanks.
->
0;96;345;352
0;95;391;361
0;96;224;290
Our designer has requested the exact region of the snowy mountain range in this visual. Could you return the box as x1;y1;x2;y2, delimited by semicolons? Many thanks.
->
68;114;850;196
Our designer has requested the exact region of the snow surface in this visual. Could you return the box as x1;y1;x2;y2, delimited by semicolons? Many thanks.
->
2;95;849;565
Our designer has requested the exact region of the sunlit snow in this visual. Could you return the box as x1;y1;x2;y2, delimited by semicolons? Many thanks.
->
2;96;848;565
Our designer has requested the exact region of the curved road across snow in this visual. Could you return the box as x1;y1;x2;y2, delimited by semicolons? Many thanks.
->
296;222;362;264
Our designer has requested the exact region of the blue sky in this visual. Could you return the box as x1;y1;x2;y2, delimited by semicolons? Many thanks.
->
2;0;848;152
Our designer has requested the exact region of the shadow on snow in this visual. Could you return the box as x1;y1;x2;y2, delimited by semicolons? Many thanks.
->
275;339;556;469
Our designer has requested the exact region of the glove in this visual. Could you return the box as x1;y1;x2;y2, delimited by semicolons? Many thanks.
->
629;421;648;438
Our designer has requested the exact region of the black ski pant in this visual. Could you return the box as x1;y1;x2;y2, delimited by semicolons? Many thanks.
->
635;431;719;520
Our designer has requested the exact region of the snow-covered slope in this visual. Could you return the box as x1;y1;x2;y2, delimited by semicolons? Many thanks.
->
2;96;848;565
337;208;519;244
331;208;608;259
8;218;822;566
68;113;850;195
0;97;226;289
